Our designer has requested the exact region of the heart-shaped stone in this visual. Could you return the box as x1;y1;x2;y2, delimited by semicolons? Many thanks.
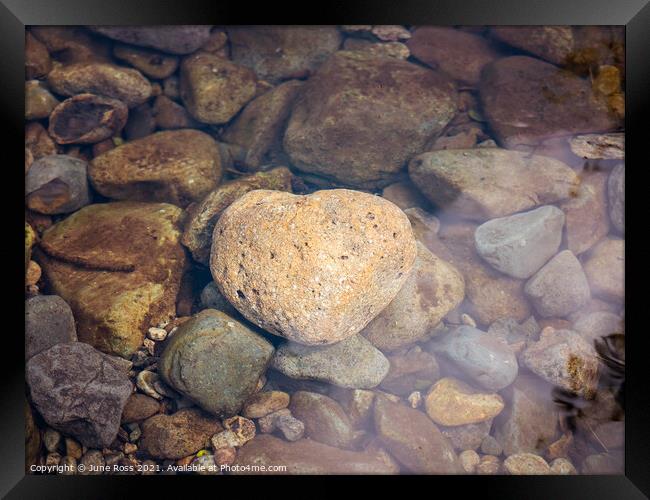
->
210;189;417;345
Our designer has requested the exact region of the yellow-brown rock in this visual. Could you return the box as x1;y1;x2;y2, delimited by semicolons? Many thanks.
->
210;189;416;345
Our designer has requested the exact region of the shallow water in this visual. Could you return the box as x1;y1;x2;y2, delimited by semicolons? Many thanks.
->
25;25;624;476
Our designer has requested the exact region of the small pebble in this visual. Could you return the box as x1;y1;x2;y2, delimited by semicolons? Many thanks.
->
459;449;480;473
461;313;477;327
143;338;156;356
147;327;168;341
211;430;244;449
136;370;163;400
275;414;305;442
476;455;501;475
214;446;236;467
46;452;62;467
222;416;256;444
44;429;62;453
65;437;83;460
551;457;577;475
26;260;42;286
407;391;422;409
60;456;77;475
123;443;138;455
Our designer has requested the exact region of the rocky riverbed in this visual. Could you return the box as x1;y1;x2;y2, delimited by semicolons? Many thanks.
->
25;25;624;476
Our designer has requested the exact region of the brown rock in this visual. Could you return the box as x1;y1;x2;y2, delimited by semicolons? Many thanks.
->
584;238;624;303
289;391;355;449
382;182;429;211
491;27;574;65
113;43;179;79
424;377;504;426
362;242;464;352
37;202;187;358
440;419;493;451
228;27;342;83
182;167;293;265
48;94;128;145
409;148;579;221
121;394;161;423
380;347;440;396
25;80;60;120
560;169;610;255
180;53;257;124
140;408;222;459
407;27;501;85
25;122;57;160
221;80;304;171
151;96;198;130
242;391;290;419
232;434;398;474
210;189;417;345
47;62;152;108
32;26;112;63
284;51;458;189
89;129;223;207
374;396;461;473
479;56;619;149
25;31;52;79
91;26;213;55
342;39;410;60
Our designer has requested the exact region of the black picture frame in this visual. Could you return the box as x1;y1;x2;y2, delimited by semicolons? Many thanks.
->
4;1;647;497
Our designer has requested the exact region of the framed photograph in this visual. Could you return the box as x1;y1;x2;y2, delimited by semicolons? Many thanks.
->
4;0;647;497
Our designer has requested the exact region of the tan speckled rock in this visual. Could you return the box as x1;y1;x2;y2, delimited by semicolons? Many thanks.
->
210;189;417;345
180;53;257;124
491;27;574;66
89;129;223;207
503;453;552;475
362;241;464;352
47;62;152;108
182;167;293;265
37;202;187;358
424;377;505;426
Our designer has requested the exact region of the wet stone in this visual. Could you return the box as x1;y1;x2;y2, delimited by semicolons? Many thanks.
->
289;391;355;449
25;80;60;120
474;206;565;279
211;189;416;345
91;26;213;55
503;453;551;475
48;94;128;145
25;295;77;360
25;155;90;215
271;334;390;389
379;347;440;396
523;329;600;399
440;419;493;452
47;62;152;108
524;250;591;318
607;164;624;233
584;238;624;303
425;377;504;427
26;342;133;448
428;326;518;391
121;394;161;424
159;309;274;418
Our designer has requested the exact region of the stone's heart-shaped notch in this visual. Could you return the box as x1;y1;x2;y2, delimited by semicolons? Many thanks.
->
210;189;417;345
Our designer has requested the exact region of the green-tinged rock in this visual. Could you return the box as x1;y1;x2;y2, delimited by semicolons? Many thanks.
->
182;167;293;265
159;309;274;417
37;202;186;358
